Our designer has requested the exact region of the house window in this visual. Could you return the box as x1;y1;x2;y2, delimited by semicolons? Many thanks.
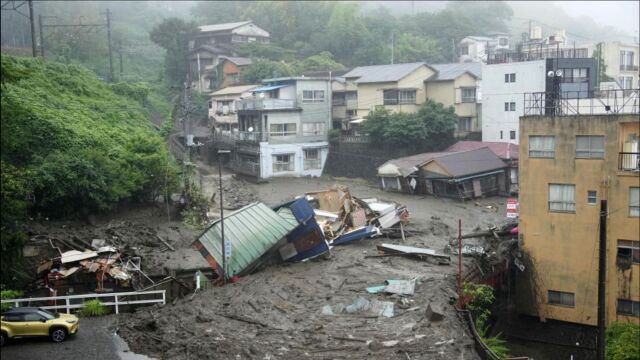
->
269;123;297;137
346;109;357;117
587;190;597;204
398;90;416;104
529;136;555;158
548;290;575;307
617;299;640;317
272;154;294;172
510;130;516;140
461;87;476;102
383;89;399;105
618;76;634;89
630;187;640;217
457;117;472;132
500;131;503;140
303;149;321;170
576;135;605;159
461;45;469;56
617;240;640;264
208;101;213;109
560;68;589;83
620;50;634;68
505;102;516;111
505;73;516;83
302;90;325;103
549;184;576;212
232;35;248;43
302;122;326;136
227;73;238;84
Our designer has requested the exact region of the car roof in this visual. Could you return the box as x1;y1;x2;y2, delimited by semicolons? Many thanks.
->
2;307;45;314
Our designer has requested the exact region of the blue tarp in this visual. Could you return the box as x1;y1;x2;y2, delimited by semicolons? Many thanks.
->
252;84;288;93
332;225;377;246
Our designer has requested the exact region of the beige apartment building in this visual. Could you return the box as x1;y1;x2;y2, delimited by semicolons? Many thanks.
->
587;41;640;90
517;113;639;326
332;62;483;138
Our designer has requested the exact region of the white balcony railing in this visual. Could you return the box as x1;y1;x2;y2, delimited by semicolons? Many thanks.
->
239;98;297;111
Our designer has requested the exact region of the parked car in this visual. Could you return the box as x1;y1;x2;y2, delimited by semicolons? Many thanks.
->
1;307;79;346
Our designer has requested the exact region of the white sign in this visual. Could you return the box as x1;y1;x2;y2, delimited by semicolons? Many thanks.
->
506;198;519;218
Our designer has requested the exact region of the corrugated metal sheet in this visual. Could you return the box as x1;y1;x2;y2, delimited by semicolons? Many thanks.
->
194;202;297;277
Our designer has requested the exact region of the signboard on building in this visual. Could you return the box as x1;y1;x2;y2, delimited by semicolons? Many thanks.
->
506;198;519;218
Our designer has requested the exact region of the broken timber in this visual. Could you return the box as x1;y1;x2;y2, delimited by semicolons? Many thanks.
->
375;243;450;263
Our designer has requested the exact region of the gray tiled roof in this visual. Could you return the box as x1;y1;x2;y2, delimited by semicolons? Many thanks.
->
198;21;252;33
427;147;506;177
344;62;426;83
429;63;482;81
221;56;252;66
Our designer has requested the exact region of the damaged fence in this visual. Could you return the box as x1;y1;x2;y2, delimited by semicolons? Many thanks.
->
0;290;166;315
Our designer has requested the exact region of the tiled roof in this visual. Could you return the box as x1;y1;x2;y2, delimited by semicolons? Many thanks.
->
429;63;482;80
343;62;426;83
220;56;252;66
426;148;507;177
198;21;253;33
446;141;518;160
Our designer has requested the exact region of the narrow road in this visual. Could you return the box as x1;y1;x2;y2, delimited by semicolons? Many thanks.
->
1;316;152;360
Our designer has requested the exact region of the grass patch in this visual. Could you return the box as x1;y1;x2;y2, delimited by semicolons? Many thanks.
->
80;299;108;317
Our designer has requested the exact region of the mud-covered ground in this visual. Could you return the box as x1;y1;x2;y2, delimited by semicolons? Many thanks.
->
115;175;507;360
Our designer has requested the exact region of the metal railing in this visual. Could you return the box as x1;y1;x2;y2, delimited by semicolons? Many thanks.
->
340;134;371;143
619;152;640;171
238;98;297;111
214;129;264;144
524;89;640;116
0;290;166;315
488;47;588;64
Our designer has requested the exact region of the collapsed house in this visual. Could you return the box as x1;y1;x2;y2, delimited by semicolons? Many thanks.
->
377;147;511;200
192;186;410;281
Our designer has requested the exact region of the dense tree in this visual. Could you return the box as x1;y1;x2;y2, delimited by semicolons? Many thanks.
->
294;52;345;73
394;33;446;64
149;17;198;85
242;59;295;84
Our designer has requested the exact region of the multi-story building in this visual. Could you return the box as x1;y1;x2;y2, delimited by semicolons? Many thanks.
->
482;57;597;143
216;77;331;180
208;84;258;131
333;62;483;138
459;32;511;63
188;21;269;92
517;105;639;326
586;41;640;90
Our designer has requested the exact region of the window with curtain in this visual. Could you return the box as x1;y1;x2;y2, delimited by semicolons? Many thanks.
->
576;135;605;159
549;184;576;212
630;187;640;217
529;136;555;158
398;90;416;104
461;87;476;102
383;89;399;105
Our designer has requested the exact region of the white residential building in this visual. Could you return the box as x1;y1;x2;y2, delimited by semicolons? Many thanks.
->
459;33;511;63
481;60;546;143
208;84;259;131
216;77;331;180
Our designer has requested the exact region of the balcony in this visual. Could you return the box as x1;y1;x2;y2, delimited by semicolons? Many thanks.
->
238;98;298;111
620;64;639;72
214;129;265;145
619;152;640;172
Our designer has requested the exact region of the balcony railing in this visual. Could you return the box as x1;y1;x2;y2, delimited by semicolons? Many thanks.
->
488;48;589;64
214;129;264;144
620;64;639;72
524;89;640;116
238;98;297;111
619;152;640;172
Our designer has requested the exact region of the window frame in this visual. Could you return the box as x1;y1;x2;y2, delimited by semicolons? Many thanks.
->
302;122;326;136
575;135;605;159
383;89;399;105
303;149;322;170
630;187;640;217
510;102;516;111
548;183;576;213
548;290;575;308
617;299;640;317
398;89;416;104
587;190;597;205
272;154;294;173
617;240;640;264
457;117;472;132
461;87;476;103
529;136;555;158
302;90;325;103
510;130;516;140
269;123;297;137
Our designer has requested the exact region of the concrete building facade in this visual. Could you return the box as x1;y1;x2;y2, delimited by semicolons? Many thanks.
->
517;113;640;326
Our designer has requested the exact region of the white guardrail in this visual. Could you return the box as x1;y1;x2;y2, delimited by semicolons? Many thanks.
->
0;290;166;315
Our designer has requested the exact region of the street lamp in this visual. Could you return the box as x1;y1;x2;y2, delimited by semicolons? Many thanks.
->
217;149;231;283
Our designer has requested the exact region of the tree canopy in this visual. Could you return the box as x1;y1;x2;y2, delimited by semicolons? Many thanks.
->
149;17;198;85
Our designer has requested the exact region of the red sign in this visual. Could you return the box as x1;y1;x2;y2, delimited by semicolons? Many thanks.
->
506;198;518;218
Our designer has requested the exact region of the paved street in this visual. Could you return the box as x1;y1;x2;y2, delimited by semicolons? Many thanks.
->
1;316;152;360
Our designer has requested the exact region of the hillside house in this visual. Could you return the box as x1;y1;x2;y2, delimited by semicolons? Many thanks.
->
217;56;253;89
189;21;269;92
209;84;259;131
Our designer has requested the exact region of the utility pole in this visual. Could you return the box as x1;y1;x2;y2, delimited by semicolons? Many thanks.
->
118;39;123;79
391;30;394;65
596;199;607;360
38;14;44;59
105;8;114;82
27;0;36;57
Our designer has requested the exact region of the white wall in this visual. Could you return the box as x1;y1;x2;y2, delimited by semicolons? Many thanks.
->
481;60;546;144
259;142;329;179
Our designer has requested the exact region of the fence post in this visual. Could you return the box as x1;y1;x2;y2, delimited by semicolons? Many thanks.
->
162;290;166;305
115;295;119;314
65;298;70;314
15;300;19;307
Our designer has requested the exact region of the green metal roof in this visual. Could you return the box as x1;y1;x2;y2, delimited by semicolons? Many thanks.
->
197;202;298;277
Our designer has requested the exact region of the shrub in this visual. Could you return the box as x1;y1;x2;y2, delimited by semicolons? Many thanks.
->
328;128;341;142
0;289;23;311
80;299;107;317
606;322;640;360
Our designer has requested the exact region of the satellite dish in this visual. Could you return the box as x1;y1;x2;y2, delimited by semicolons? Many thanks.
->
547;71;555;78
248;127;254;132
555;69;563;77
